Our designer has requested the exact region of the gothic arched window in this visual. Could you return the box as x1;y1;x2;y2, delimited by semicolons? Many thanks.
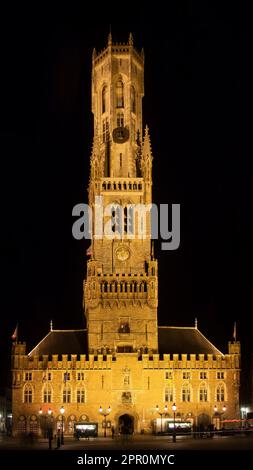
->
43;384;52;403
102;85;107;114
111;204;122;234
131;86;136;113
182;384;191;402
77;388;86;403
116;79;124;108
165;386;173;402
24;385;33;403
199;383;208;402
63;386;71;403
216;383;225;402
123;205;134;235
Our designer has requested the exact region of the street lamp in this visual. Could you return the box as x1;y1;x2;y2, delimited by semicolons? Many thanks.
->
221;405;226;428
241;407;248;427
99;405;111;438
38;408;43;437
156;404;168;434
60;406;65;444
172;403;177;442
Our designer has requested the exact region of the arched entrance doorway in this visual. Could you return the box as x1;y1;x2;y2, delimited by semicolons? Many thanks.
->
198;413;210;430
118;414;134;434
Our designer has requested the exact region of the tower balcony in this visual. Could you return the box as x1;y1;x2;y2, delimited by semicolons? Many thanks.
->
100;177;143;193
99;278;148;298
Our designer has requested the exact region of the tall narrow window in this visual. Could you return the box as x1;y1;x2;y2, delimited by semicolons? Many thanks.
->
165;386;173;402
116;79;124;108
43;385;52;403
131;86;136;113
123;206;134;235
216;384;225;402
63;387;71;403
25;372;32;381
124;206;128;233
117;112;124;127
182;385;191;402
24;385;33;403
119;153;122;168
102;85;107;114
77;388;85;403
199;384;208;402
111;204;122;234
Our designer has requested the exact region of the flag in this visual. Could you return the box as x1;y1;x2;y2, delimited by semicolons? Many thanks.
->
86;244;92;257
11;324;18;341
233;322;237;342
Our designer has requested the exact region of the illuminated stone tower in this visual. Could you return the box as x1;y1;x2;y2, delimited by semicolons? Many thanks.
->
84;33;158;354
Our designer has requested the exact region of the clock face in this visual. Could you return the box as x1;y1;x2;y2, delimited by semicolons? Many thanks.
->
112;126;129;143
116;245;130;261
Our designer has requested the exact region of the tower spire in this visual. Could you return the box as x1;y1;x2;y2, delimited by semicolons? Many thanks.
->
50;319;53;331
195;318;198;329
128;32;134;46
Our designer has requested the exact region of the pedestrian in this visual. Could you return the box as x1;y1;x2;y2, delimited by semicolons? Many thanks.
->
48;428;53;450
56;429;61;449
111;425;115;439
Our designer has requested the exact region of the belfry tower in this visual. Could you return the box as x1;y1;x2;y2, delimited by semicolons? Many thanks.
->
84;33;158;354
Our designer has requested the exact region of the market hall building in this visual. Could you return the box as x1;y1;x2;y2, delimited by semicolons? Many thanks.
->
11;34;240;437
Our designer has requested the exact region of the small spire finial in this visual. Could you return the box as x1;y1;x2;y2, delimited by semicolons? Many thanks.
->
151;241;154;260
128;32;133;46
92;48;97;60
50;320;53;331
233;321;237;342
195;318;198;329
108;26;112;46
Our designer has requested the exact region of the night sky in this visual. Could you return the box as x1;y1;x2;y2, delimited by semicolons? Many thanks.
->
0;5;252;401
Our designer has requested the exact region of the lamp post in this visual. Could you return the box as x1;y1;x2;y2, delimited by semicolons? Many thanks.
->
172;403;177;442
47;408;53;449
214;405;226;431
99;405;111;438
60;406;65;444
221;405;226;429
156;404;168;434
39;408;43;437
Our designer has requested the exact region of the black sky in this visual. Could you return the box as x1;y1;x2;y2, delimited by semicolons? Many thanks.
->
0;4;252;400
